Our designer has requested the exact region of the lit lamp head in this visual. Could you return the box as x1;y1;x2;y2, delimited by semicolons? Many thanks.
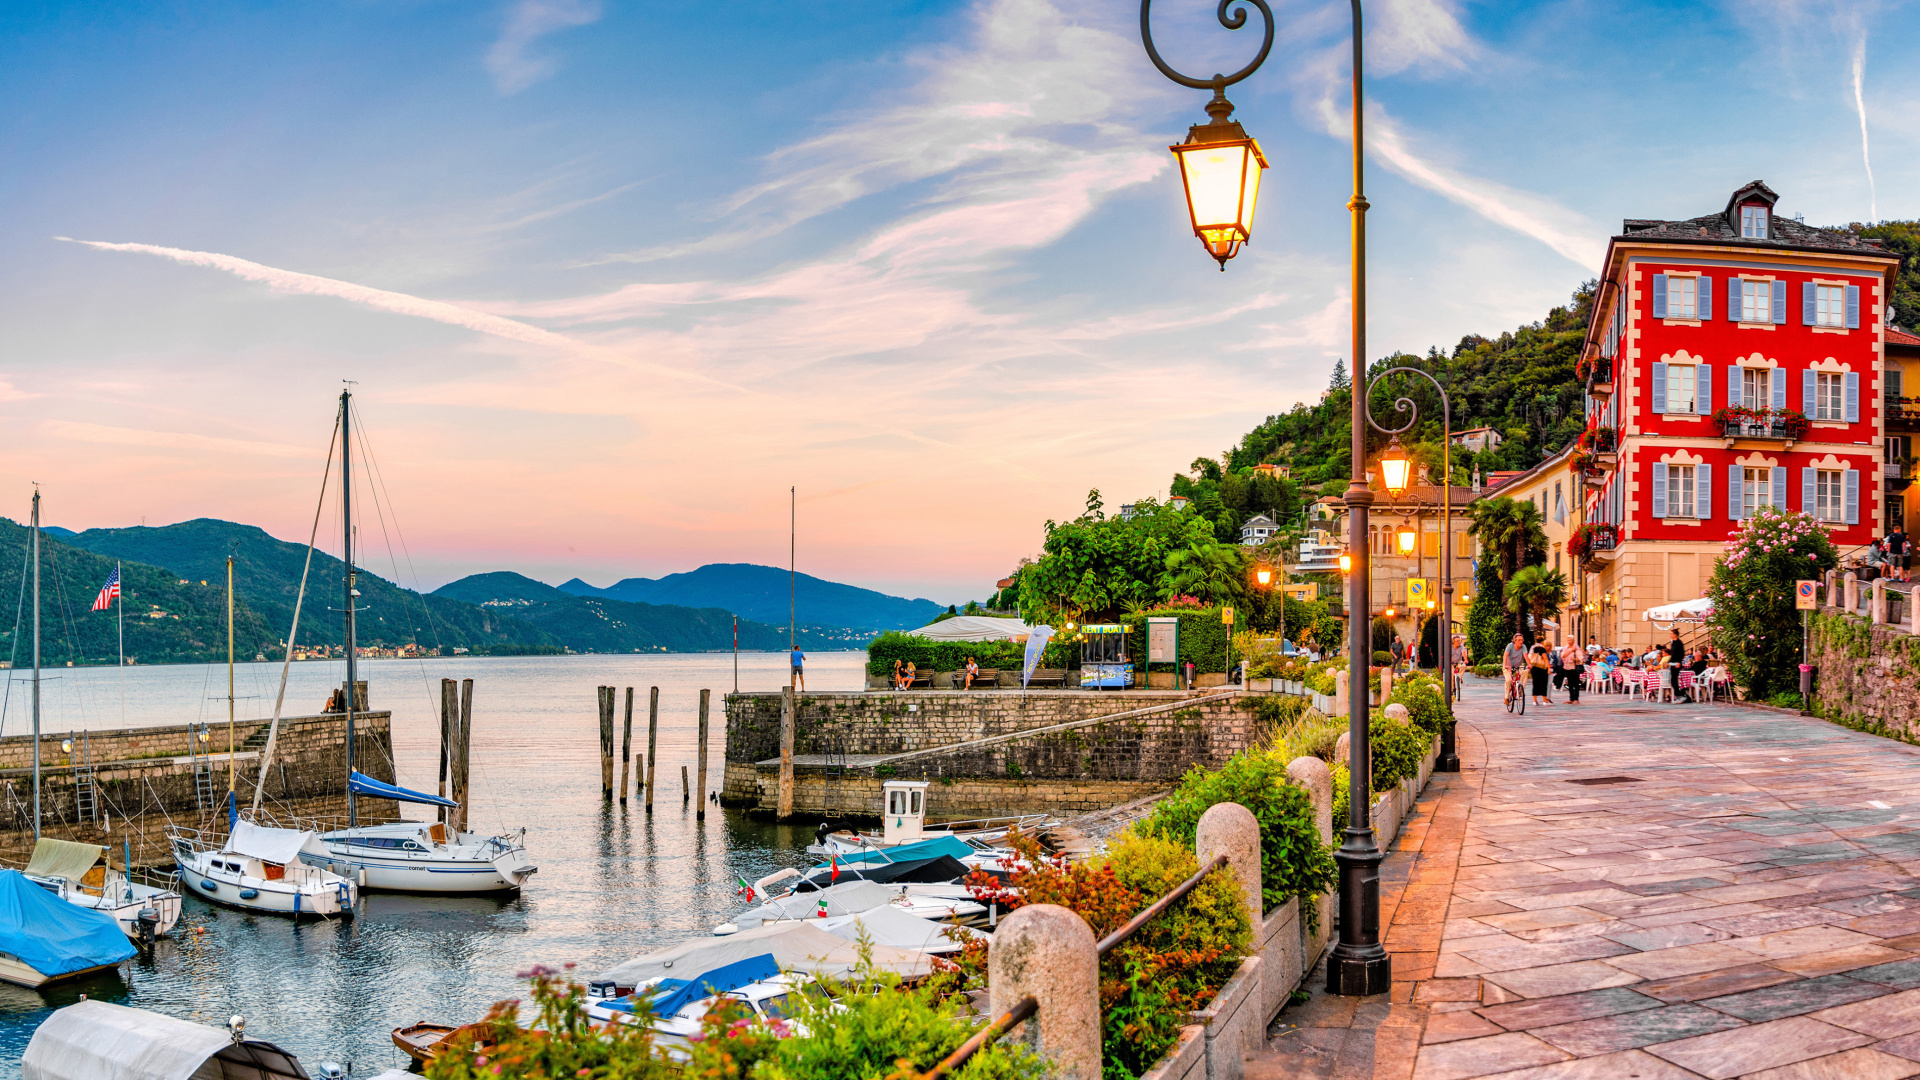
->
1255;565;1272;587
1339;552;1353;576
1397;522;1417;555
1379;437;1413;496
60;739;71;754
1426;600;1436;610
1385;607;1396;619
1171;104;1268;271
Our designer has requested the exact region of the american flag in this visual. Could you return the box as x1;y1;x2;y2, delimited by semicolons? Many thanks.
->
90;566;120;611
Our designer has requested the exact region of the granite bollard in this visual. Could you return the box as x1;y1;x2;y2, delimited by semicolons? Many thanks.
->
990;904;1100;1080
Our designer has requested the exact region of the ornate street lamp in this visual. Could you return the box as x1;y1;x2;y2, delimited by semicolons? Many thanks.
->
1396;521;1417;556
1144;0;1389;997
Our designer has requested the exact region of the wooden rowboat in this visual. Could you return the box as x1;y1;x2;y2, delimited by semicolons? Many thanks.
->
391;1020;477;1066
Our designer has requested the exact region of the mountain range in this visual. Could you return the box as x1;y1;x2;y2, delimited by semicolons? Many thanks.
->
556;564;943;632
4;517;931;666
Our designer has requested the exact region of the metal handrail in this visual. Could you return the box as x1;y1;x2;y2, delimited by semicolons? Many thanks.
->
917;853;1232;1078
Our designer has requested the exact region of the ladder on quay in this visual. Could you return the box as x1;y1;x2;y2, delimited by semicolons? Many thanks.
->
69;730;100;828
190;724;217;812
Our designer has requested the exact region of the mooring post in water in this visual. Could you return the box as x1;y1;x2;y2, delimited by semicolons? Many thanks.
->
696;689;710;821
438;678;455;824
645;687;660;814
635;753;644;796
455;678;474;834
620;688;634;804
681;764;689;803
778;685;795;820
598;687;615;800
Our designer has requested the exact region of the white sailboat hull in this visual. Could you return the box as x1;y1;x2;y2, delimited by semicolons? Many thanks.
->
300;823;535;893
172;840;356;919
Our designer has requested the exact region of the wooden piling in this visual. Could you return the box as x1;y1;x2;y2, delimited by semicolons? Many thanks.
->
619;688;634;804
598;687;614;800
681;765;689;803
644;687;660;814
438;678;455;824
635;754;644;796
695;689;709;821
778;685;794;820
453;678;473;834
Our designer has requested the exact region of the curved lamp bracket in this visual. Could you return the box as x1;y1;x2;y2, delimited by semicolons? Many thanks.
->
1364;365;1449;437
1140;0;1276;95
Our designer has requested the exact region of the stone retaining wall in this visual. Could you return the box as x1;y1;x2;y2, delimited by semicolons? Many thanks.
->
1808;604;1920;740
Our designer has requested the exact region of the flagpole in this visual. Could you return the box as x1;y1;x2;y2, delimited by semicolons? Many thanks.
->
116;561;124;725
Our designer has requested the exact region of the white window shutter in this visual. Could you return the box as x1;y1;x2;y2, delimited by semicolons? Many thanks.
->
1803;369;1817;415
1696;463;1712;519
1653;274;1668;319
1771;466;1786;510
1847;284;1861;329
1729;470;1744;521
1845;371;1860;423
1699;364;1712;414
1729;277;1742;321
1698;276;1712;320
1845;469;1859;524
1803;468;1817;515
1803;281;1816;324
1771;367;1786;410
1652;462;1669;518
1772;281;1786;324
1652;363;1667;415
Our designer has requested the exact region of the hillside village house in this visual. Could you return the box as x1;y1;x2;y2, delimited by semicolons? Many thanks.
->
1314;468;1475;646
1577;181;1899;655
1452;427;1504;453
1238;513;1280;546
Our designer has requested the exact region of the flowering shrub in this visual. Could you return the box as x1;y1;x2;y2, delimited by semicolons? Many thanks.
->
1705;505;1838;699
1565;523;1617;559
1710;406;1810;440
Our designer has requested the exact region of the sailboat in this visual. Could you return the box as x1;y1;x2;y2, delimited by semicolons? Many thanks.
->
254;389;536;893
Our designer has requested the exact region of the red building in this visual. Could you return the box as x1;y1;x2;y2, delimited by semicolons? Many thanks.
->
1576;181;1901;651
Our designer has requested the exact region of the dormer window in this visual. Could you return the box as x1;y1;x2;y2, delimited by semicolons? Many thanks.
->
1740;205;1769;239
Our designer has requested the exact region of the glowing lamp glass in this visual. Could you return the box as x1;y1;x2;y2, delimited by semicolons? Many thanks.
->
1339;553;1353;575
1255;566;1272;586
1172;130;1268;269
1379;450;1412;496
1397;525;1417;555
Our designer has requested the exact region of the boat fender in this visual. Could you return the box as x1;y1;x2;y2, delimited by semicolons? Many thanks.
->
239;889;259;900
201;880;218;892
359;868;367;888
713;922;738;936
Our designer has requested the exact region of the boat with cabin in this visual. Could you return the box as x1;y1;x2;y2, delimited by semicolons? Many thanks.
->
22;837;182;944
170;820;357;918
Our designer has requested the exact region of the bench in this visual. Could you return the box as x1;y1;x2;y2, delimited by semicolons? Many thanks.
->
1024;667;1068;689
955;668;999;689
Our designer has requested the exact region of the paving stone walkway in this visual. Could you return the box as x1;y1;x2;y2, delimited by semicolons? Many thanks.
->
1253;678;1920;1080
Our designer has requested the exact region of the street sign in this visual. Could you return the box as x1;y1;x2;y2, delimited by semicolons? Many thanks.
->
1795;580;1817;611
1221;607;1235;625
1407;578;1429;606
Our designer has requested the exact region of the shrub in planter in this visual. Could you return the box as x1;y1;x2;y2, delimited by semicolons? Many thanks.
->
1387;675;1451;735
1707;505;1838;700
1472;663;1501;679
1371;650;1393;667
1369;710;1428;792
1139;750;1336;917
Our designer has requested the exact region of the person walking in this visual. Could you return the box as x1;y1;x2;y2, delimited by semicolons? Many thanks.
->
1889;525;1912;583
1528;643;1554;706
1560;641;1585;703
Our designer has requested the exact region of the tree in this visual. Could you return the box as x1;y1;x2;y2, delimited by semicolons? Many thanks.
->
1469;496;1549;638
1019;499;1218;623
1161;542;1246;606
1328;359;1350;391
1705;505;1838;699
1465;555;1506;664
1503;564;1569;644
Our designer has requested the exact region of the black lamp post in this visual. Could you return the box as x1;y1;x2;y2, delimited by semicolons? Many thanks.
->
1141;0;1389;996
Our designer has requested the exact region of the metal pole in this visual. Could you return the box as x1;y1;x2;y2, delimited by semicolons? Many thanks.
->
31;488;41;843
1329;0;1389;998
1438;390;1459;771
227;554;236;793
342;389;357;829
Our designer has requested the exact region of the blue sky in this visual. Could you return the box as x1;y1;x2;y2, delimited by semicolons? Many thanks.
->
0;0;1912;604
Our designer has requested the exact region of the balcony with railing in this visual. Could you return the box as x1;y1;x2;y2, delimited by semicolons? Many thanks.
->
1888;395;1920;429
1714;407;1808;447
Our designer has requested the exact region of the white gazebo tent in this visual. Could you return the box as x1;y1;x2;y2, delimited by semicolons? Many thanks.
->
1644;598;1715;624
23;1000;311;1080
902;616;1031;642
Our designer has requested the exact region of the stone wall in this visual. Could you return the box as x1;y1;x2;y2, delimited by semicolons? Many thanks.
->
722;690;1264;817
1808;606;1920;740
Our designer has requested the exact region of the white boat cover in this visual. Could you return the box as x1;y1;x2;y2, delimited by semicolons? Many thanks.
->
598;921;932;987
21;1000;275;1080
902;616;1031;642
222;820;314;866
23;838;104;883
820;904;986;953
1644;597;1715;622
734;881;896;928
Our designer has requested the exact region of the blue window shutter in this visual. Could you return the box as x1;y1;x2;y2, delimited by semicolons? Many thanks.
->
1772;466;1786;510
1803;282;1816;325
1698;276;1712;320
1699;364;1712;414
1845;469;1859;524
1652;463;1668;518
1653;274;1668;319
1729;468;1744;521
1803;369;1817;415
1696;463;1712;519
1772;281;1786;324
1652;363;1667;414
1771;367;1786;410
1845;371;1860;423
1729;276;1742;321
1847;284;1861;329
1803;468;1817;515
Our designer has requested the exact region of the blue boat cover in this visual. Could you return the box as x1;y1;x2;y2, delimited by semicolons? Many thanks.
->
0;869;135;976
645;954;782;1019
812;835;973;871
348;771;459;808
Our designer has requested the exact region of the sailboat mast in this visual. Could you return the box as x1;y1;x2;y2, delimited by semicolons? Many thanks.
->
227;553;236;794
342;389;357;828
30;488;41;844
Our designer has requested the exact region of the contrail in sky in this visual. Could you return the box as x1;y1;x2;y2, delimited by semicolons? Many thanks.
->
1852;36;1876;221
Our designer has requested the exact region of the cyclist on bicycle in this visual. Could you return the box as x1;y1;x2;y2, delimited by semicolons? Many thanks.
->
1502;633;1529;705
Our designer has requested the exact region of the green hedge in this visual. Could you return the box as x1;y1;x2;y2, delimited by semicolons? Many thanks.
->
1387;674;1451;735
863;632;1076;676
1126;608;1231;674
1140;749;1336;919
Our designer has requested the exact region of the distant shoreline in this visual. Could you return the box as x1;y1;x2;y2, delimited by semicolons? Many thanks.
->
0;648;870;674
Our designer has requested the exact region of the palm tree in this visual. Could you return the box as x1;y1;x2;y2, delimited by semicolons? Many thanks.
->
1503;564;1569;644
1470;496;1550;636
1161;542;1245;606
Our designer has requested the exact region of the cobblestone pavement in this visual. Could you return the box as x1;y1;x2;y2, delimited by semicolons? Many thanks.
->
1253;678;1920;1080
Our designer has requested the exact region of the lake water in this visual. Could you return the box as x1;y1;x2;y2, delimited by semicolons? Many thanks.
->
0;650;869;1076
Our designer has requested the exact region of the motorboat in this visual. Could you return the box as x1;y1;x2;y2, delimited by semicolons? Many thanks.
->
22;837;183;944
586;955;825;1059
170;820;357;918
297;773;537;893
23;1000;310;1079
807;780;1052;861
0;869;135;988
596;920;933;996
720;874;987;934
391;1019;495;1069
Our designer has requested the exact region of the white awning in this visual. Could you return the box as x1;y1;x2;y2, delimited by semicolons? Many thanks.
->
902;616;1031;642
22;1000;309;1080
222;821;315;866
1644;598;1715;622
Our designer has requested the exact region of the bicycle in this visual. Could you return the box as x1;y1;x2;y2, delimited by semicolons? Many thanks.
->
1505;670;1525;714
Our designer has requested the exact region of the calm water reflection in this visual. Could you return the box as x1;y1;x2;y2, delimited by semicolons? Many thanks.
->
0;650;866;1075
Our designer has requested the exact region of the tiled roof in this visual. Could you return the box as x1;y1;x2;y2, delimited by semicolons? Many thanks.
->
1890;328;1920;348
1618;181;1890;256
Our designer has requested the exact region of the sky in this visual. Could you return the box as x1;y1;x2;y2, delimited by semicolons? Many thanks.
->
0;0;1914;605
